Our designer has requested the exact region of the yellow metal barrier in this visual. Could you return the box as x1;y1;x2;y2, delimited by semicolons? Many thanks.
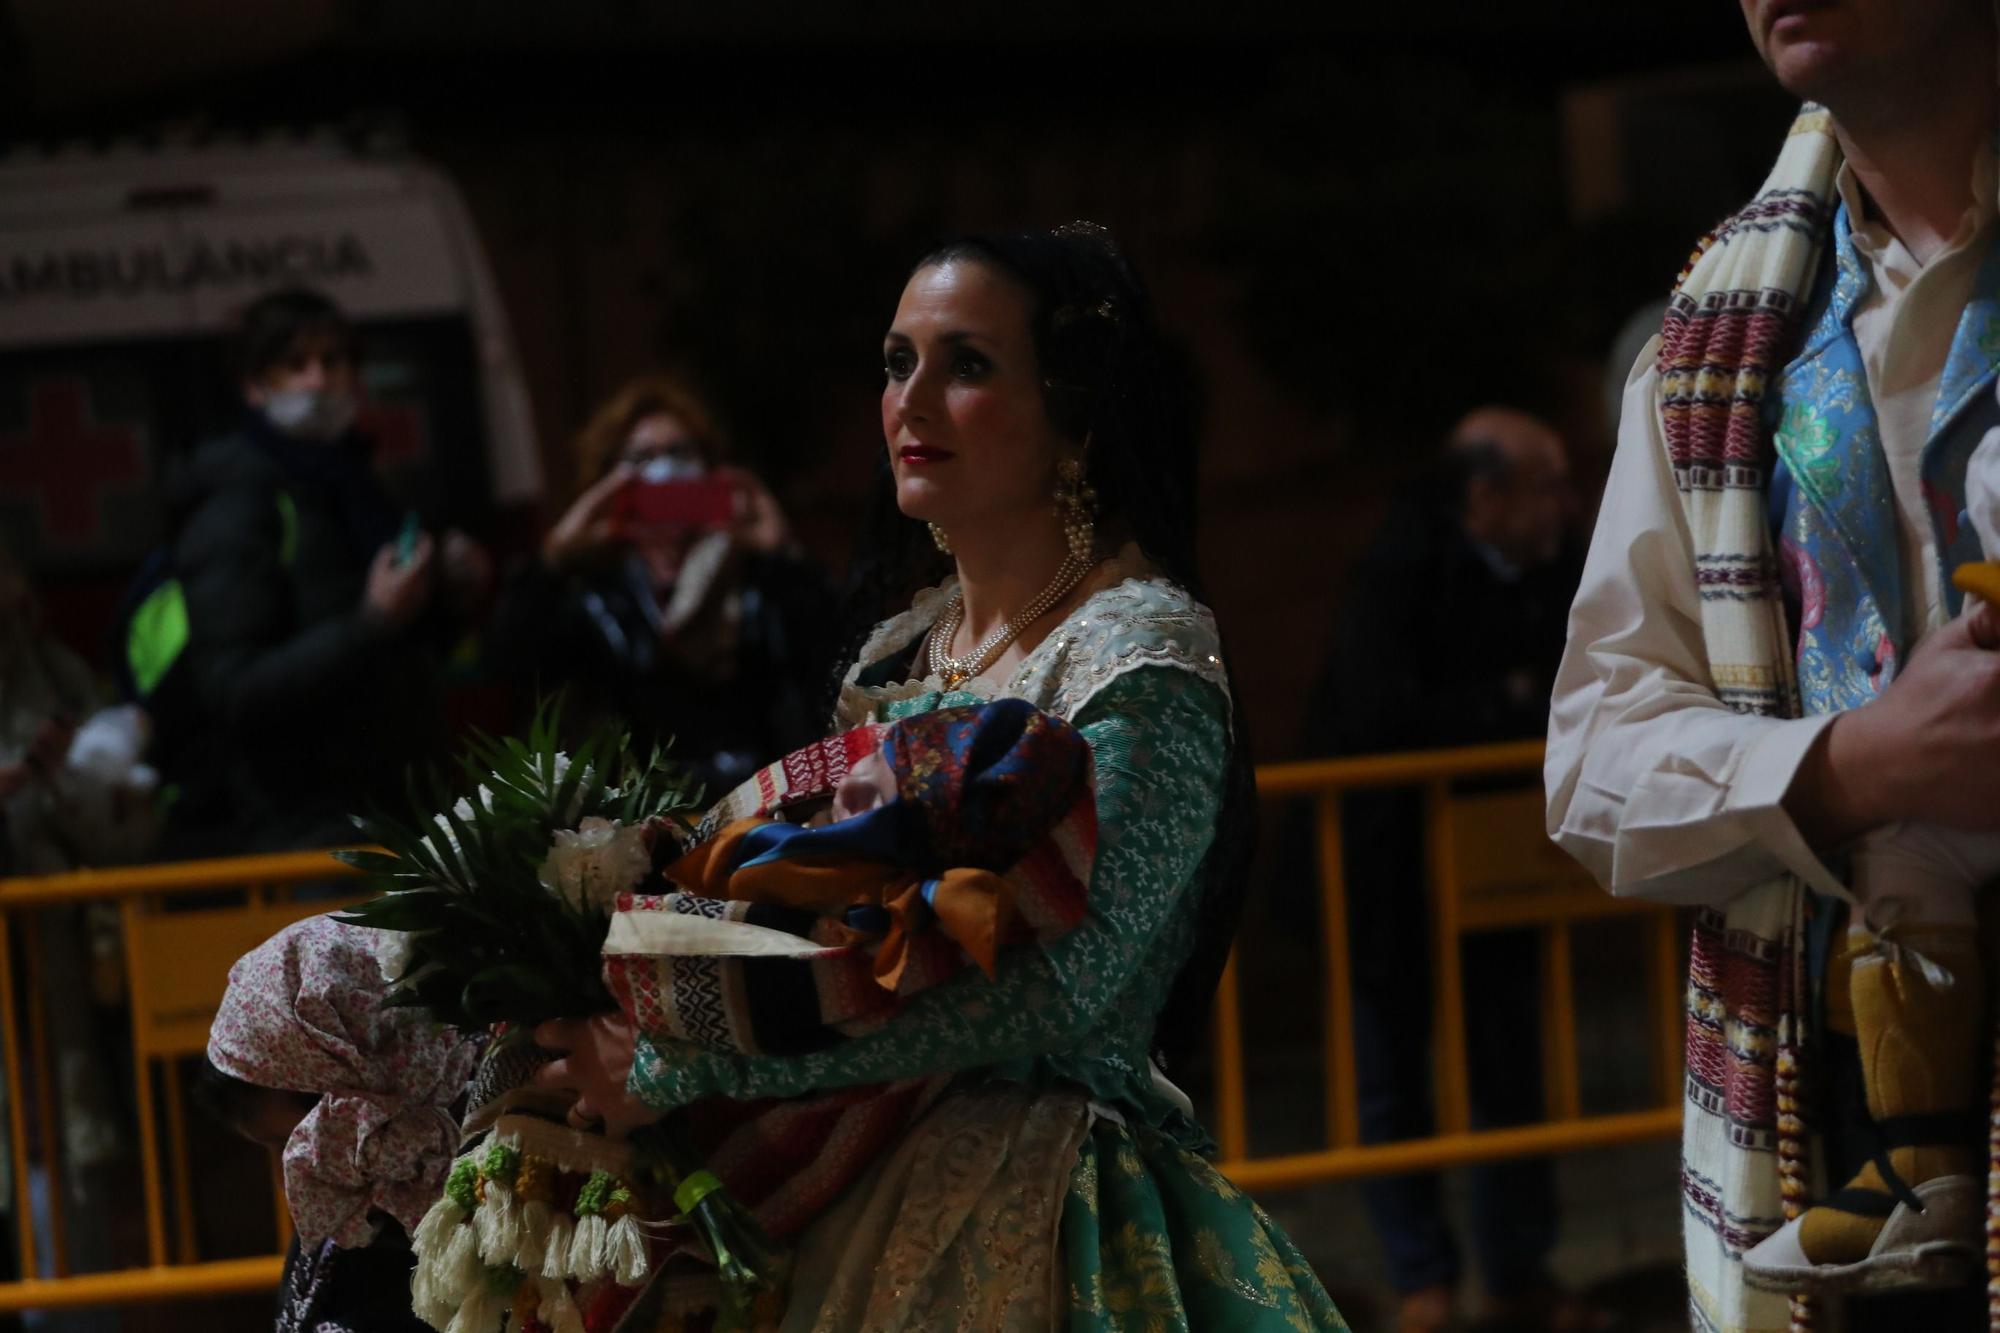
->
1211;740;1684;1192
0;741;1685;1310
0;850;364;1311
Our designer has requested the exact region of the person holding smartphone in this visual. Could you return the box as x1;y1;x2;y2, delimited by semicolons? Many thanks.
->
486;373;836;789
166;289;493;853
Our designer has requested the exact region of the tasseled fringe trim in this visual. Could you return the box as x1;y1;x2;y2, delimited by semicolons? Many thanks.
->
412;1191;464;1256
445;1219;483;1297
567;1211;610;1282
541;1210;577;1281
1986;1021;2000;1333
469;1140;522;1265
1777;918;1818;1333
608;1210;650;1287
443;1280;508;1333
408;1121;662;1332
515;1197;554;1273
410;1191;469;1328
474;1185;518;1264
535;1276;586;1333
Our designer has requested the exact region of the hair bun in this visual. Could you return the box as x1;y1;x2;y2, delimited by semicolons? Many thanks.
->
1051;294;1122;334
1053;220;1118;251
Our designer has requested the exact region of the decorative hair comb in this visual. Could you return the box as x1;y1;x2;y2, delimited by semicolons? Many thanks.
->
1054;220;1115;244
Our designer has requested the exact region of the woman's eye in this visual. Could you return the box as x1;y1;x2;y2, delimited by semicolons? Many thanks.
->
951;351;989;381
883;350;914;380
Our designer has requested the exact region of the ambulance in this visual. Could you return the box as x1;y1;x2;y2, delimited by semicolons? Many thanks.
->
0;131;543;657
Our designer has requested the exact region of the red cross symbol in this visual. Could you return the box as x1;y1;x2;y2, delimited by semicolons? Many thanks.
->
357;399;431;469
0;379;146;547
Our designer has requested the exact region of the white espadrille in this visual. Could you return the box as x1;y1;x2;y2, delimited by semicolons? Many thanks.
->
1741;1174;1981;1296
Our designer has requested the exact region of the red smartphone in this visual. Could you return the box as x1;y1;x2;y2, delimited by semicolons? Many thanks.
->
617;474;739;530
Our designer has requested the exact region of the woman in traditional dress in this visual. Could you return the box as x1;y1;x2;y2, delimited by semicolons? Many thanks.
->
535;223;1347;1330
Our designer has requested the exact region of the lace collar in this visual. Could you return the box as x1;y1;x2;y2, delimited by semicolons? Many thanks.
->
836;545;1230;729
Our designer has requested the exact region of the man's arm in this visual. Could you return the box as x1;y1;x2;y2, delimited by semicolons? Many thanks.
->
1546;341;1846;905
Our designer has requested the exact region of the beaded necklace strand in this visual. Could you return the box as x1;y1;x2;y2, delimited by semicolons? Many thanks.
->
926;553;1094;689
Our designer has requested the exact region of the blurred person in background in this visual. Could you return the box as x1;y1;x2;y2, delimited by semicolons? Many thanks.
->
1299;407;1588;1333
0;542;158;875
0;541;157;1322
162;288;491;853
485;374;835;791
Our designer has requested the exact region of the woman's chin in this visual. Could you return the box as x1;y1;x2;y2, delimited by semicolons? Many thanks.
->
894;481;952;526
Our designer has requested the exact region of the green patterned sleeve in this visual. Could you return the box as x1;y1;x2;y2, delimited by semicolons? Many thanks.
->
626;665;1230;1110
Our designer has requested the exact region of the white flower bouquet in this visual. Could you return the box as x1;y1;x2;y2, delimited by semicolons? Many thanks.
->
334;705;780;1329
336;709;696;1028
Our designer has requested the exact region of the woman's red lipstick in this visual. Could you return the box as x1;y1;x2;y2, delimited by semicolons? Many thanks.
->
899;444;954;464
1769;0;1832;33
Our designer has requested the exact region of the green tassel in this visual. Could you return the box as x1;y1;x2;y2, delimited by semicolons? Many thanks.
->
444;1155;480;1213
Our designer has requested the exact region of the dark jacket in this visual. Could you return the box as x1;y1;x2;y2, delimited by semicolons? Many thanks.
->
1287;490;1580;936
276;1225;432;1333
485;542;836;792
167;417;446;850
1305;493;1577;759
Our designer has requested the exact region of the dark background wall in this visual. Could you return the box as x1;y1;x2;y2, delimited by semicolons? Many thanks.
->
2;3;1798;757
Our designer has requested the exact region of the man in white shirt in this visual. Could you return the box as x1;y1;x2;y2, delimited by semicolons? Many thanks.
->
1547;1;2000;1328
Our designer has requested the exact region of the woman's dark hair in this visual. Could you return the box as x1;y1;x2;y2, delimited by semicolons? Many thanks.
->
832;224;1255;1070
232;287;354;383
191;1055;315;1133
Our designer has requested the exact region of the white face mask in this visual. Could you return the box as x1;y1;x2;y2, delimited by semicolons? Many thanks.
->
637;455;706;484
261;388;359;442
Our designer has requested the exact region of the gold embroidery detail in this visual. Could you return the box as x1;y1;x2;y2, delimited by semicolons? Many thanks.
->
806;1088;1089;1332
1071;1142;1101;1217
1192;1227;1279;1309
1099;1221;1182;1332
1113;1137;1147;1179
1246;1220;1315;1333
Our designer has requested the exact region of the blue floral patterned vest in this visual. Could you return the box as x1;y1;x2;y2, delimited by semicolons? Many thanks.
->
1770;203;2000;714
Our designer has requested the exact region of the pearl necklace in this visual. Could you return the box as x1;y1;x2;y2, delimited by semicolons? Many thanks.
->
927;554;1094;689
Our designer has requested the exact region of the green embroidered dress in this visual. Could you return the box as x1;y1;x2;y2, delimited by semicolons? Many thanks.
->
628;557;1346;1331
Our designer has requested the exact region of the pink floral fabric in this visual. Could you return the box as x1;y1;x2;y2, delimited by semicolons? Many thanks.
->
207;915;478;1248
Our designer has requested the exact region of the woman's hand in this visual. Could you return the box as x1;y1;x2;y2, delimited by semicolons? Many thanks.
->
0;761;31;801
440;530;495;611
3;716;78;796
542;466;633;570
27;716;73;774
722;467;792;556
0;716;68;800
530;1011;662;1140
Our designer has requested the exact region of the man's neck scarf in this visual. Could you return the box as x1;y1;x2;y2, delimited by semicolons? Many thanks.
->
1655;104;1840;1333
1659;105;1841;719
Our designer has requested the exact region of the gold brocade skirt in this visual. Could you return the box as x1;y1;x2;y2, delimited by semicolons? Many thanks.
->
636;1083;1345;1333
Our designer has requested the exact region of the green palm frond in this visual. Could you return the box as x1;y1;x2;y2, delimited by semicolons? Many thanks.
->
336;695;704;1030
